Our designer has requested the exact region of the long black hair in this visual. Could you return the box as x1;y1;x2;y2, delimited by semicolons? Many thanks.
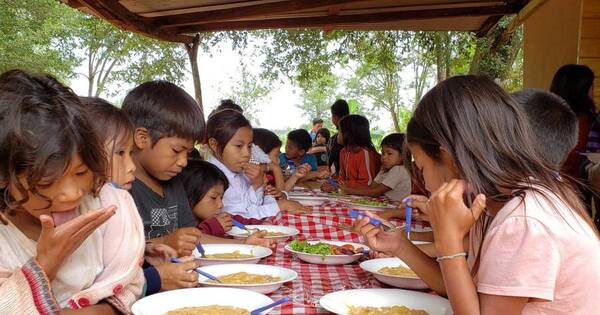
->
206;109;252;157
550;64;595;116
406;75;598;272
0;70;107;214
253;128;282;154
339;114;377;153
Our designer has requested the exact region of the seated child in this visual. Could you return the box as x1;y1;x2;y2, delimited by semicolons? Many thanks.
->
253;128;310;194
308;128;330;166
323;115;380;191
0;70;132;313
82;97;198;296
206;110;308;219
280;129;329;181
342;133;411;201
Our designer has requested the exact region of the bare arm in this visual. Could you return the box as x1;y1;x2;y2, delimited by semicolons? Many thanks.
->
342;182;390;197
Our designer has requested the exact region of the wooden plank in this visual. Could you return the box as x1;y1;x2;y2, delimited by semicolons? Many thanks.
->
581;38;600;58
581;18;600;38
580;58;600;74
583;0;600;18
172;5;515;33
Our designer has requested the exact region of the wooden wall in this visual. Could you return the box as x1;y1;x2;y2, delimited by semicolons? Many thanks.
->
580;0;600;107
523;0;583;90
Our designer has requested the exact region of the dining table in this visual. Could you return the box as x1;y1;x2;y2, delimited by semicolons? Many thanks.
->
260;198;431;315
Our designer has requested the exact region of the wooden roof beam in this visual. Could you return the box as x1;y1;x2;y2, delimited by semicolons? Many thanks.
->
76;0;193;43
151;0;357;27
173;5;516;34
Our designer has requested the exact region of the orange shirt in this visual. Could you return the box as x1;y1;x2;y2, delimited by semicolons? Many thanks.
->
339;147;380;188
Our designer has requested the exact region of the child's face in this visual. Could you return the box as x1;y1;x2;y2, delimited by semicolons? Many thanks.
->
217;126;253;173
192;183;225;220
135;135;194;181
409;143;460;193
108;134;136;190
381;145;402;171
10;154;94;225
268;146;281;165
285;140;304;160
316;134;326;145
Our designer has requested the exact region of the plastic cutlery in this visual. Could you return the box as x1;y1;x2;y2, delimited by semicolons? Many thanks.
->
232;219;260;234
405;198;412;240
195;243;206;258
327;176;338;190
348;209;398;232
169;257;221;283
250;297;290;315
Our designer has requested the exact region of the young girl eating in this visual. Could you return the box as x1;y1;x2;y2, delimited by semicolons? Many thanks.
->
0;70;130;313
323;114;380;192
356;75;600;314
206;110;307;219
342;133;411;201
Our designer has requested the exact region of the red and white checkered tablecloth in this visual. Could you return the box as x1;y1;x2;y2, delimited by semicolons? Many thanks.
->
259;201;430;315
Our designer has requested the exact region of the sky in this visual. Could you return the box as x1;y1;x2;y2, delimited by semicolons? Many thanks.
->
68;41;396;132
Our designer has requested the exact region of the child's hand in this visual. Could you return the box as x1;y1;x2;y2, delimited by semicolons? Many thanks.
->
145;243;178;266
315;169;330;179
36;206;116;281
423;179;486;253
292;165;309;179
353;212;411;257
155;259;201;290
243;163;264;188
215;213;233;231
265;184;285;199
244;230;277;250
404;195;432;222
320;181;337;193
162;227;202;257
278;199;310;214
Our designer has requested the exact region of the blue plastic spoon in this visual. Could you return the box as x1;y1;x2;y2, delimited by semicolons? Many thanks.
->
250;297;290;315
169;257;221;283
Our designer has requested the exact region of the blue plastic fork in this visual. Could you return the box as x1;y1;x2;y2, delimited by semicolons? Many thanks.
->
195;243;206;258
327;176;338;190
232;219;260;234
405;198;413;240
250;297;290;315
348;209;397;232
169;257;221;283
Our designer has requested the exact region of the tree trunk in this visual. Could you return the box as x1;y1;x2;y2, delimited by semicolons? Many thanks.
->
185;34;204;117
435;34;444;83
390;106;401;133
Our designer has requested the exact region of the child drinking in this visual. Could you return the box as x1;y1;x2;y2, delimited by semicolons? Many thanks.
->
342;133;411;201
323;114;380;191
206;110;307;219
0;70;124;313
356;75;600;314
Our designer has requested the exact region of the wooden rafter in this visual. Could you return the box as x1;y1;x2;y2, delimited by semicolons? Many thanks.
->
172;4;515;34
74;0;194;43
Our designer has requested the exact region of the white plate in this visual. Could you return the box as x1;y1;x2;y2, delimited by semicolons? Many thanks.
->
582;152;600;163
197;263;297;294
360;257;428;289
227;225;299;242
288;190;316;197
346;201;396;212
284;240;368;265
289;195;330;206
131;287;273;315
193;244;272;266
319;288;452;315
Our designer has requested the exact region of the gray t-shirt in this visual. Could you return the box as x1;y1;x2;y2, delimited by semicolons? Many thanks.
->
130;176;197;240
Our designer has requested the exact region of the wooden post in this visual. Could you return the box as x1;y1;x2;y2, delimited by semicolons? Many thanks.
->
184;34;204;115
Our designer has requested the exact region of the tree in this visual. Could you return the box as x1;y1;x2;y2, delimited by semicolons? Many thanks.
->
218;61;270;125
0;0;79;80
72;14;187;97
297;73;340;125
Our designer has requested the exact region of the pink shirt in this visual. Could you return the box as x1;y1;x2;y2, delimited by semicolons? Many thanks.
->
468;188;600;314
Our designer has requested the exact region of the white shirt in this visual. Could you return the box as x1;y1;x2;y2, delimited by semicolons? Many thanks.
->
208;156;280;219
373;165;411;201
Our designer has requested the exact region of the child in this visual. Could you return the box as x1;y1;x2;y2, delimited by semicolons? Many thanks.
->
83;97;199;296
324;114;380;191
342;133;411;201
356;75;600;313
328;99;350;175
122;80;205;257
279;129;329;180
308;128;330;166
0;70;127;313
254;128;309;193
206;110;307;219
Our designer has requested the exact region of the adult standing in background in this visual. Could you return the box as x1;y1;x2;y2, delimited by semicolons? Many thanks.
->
309;118;323;143
550;64;596;180
327;99;349;175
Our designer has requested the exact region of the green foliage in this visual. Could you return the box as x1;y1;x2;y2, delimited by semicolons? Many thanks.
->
0;0;79;80
297;73;339;126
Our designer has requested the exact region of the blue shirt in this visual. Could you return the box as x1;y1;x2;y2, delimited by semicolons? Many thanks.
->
279;152;318;171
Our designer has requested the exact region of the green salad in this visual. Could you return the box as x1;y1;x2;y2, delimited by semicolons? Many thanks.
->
352;198;389;207
289;240;333;256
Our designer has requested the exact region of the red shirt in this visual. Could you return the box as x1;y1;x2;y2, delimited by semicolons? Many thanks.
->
339;147;381;188
561;114;591;179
